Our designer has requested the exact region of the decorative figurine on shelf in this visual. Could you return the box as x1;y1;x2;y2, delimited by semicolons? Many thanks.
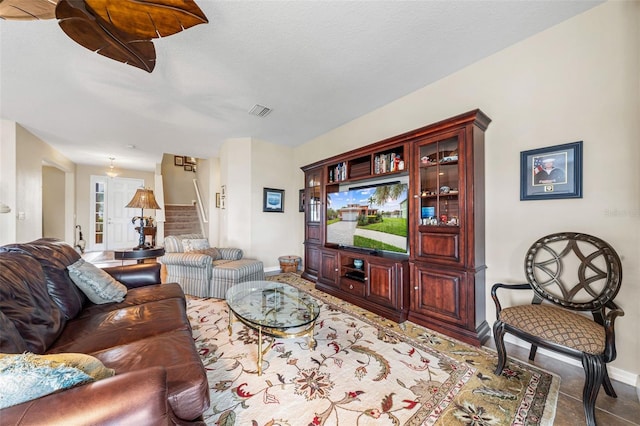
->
353;259;364;269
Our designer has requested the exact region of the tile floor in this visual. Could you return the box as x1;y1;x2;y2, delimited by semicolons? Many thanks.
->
484;340;640;425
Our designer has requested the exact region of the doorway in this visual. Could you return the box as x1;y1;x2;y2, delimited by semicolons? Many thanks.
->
89;176;144;251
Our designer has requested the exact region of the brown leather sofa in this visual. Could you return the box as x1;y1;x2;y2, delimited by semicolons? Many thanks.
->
0;238;210;425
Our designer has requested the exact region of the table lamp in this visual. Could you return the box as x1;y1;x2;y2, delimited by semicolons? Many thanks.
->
125;188;161;249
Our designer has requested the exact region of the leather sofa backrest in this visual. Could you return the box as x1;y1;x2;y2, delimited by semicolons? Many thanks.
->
0;239;87;320
0;252;64;353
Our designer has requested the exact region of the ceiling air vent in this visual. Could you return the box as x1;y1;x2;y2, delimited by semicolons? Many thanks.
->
248;104;272;117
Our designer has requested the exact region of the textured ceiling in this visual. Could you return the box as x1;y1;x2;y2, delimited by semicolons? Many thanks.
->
0;1;601;171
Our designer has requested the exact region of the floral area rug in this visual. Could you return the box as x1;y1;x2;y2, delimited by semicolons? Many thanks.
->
187;273;559;425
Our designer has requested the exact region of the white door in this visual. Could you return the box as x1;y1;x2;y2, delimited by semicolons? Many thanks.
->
90;176;144;251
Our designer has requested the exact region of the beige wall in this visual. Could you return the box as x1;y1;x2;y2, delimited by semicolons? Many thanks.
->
219;138;253;254
161;153;198;205
293;1;639;382
14;124;75;244
250;139;301;270
0;120;17;245
216;138;300;269
42;165;66;239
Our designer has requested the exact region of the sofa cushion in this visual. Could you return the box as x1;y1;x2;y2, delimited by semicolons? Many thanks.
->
67;259;127;304
0;310;28;353
0;253;64;353
164;234;204;253
0;239;87;320
192;247;221;260
77;283;186;319
0;352;93;409
47;298;191;354
182;238;209;252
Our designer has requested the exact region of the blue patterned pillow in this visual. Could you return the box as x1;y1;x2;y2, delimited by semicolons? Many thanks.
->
67;259;127;304
0;353;94;409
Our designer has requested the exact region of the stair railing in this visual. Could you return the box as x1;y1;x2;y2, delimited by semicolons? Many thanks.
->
192;179;208;232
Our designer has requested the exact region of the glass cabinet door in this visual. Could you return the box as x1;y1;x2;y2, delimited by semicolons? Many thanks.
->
306;168;322;223
94;180;106;246
418;135;460;227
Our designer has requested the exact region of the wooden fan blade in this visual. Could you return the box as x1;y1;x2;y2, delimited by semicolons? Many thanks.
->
85;0;209;39
0;0;59;20
56;0;155;72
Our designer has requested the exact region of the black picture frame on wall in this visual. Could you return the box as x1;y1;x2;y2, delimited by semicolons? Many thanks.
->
520;141;583;201
263;188;284;213
299;189;305;212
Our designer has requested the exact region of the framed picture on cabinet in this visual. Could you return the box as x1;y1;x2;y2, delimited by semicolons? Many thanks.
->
520;141;583;201
263;188;284;213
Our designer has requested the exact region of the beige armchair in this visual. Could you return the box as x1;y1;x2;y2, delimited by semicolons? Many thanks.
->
159;234;264;298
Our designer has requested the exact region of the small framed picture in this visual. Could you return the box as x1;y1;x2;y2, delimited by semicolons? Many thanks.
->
215;193;221;208
184;164;193;172
520;141;583;200
174;156;184;166
299;189;305;212
263;188;284;213
184;156;196;165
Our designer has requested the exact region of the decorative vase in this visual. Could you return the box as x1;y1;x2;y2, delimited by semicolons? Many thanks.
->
353;259;364;269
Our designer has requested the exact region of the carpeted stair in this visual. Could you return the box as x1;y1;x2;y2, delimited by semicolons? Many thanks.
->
164;204;201;236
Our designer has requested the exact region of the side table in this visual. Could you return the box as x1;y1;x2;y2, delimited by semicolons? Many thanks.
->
114;247;165;264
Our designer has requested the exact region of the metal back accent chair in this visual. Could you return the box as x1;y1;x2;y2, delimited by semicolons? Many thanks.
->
492;232;624;426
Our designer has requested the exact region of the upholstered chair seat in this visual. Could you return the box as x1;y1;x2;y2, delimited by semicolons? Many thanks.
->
499;305;606;355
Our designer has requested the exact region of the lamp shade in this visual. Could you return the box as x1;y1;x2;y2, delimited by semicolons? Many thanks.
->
126;188;161;210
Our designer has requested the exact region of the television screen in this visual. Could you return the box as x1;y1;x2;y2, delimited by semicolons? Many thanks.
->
326;182;409;254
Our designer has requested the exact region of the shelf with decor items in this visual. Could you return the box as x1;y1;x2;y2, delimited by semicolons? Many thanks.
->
325;143;408;184
302;109;490;344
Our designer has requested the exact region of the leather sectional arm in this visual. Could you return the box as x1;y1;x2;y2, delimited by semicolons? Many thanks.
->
1;367;180;425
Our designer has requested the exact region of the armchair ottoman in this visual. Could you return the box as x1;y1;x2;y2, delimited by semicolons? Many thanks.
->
160;234;264;298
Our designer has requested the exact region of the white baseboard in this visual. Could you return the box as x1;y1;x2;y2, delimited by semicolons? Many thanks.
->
503;335;638;387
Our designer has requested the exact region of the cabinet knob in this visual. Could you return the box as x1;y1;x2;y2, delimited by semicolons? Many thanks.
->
349;284;353;290
364;277;368;281
413;194;419;198
335;268;338;272
414;286;418;290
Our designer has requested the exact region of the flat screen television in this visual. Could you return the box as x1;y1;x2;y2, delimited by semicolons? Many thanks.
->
326;181;409;254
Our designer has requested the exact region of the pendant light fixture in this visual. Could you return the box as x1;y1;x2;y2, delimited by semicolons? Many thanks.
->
106;157;118;177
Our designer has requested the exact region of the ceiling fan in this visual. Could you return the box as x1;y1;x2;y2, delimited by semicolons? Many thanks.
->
0;0;208;72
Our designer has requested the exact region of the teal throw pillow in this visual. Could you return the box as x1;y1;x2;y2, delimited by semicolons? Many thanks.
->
67;259;127;304
0;353;94;409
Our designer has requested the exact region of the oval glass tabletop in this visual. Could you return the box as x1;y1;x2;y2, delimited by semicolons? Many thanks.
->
226;281;320;330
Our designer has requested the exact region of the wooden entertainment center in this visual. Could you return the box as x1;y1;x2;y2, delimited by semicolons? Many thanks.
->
301;110;491;346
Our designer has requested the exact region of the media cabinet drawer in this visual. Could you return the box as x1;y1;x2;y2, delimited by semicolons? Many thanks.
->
340;278;366;297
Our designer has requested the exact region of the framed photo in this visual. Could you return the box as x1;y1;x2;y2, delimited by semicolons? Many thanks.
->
263;188;284;213
215;193;221;208
520;141;583;201
184;156;196;165
299;189;305;212
174;156;184;166
184;164;193;172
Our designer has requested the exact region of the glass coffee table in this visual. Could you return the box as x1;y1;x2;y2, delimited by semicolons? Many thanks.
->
226;281;320;375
